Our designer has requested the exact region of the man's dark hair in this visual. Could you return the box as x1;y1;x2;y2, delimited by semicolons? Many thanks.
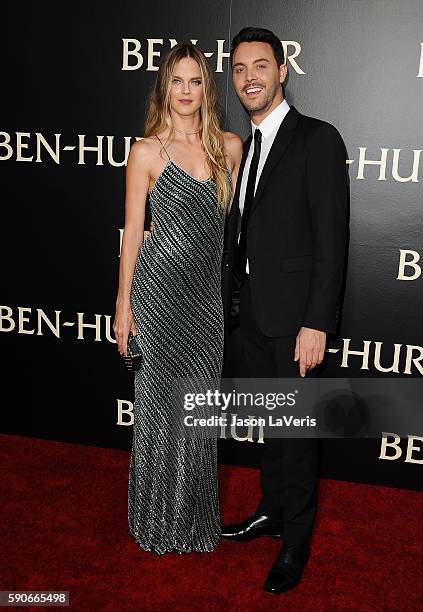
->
230;27;285;66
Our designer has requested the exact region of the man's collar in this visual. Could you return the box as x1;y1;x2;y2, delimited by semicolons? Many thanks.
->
251;98;290;139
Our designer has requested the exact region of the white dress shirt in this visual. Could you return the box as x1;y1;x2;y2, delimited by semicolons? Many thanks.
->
239;98;290;273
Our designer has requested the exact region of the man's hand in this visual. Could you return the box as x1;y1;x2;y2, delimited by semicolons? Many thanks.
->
294;326;326;377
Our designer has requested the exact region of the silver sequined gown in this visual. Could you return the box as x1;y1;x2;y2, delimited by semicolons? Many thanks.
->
128;156;230;554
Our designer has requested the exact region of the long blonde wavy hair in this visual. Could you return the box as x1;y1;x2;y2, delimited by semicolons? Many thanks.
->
144;42;231;212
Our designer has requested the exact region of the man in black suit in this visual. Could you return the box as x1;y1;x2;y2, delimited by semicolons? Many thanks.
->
221;27;349;594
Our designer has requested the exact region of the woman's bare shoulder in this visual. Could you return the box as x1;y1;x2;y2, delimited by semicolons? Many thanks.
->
128;136;164;170
223;131;243;167
130;136;159;156
223;131;243;145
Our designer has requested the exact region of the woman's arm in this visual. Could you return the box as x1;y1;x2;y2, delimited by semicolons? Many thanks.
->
113;139;151;355
223;131;243;213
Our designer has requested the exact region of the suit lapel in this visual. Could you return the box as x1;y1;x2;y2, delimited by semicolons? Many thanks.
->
251;106;300;214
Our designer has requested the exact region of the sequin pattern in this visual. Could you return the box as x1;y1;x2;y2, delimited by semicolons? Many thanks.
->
128;159;231;554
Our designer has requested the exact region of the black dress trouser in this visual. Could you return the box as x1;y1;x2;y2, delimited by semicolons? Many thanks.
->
237;276;319;549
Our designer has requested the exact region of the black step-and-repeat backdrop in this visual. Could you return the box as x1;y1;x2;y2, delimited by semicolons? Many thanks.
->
2;1;422;490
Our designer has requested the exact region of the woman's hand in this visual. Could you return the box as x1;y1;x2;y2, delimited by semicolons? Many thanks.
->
113;301;138;356
142;221;155;243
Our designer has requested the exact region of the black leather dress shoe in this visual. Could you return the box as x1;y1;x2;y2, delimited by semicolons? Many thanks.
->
263;544;308;594
220;513;284;541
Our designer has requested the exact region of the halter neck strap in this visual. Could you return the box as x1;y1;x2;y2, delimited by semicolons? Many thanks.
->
155;135;171;161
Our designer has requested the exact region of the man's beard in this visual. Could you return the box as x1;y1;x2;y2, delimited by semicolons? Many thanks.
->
242;84;276;115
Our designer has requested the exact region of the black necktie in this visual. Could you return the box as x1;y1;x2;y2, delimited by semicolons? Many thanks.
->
236;128;262;279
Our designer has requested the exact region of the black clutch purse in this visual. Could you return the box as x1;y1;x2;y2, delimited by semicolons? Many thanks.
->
121;331;143;372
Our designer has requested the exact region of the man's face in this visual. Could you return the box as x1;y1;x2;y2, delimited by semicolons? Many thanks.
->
231;41;287;116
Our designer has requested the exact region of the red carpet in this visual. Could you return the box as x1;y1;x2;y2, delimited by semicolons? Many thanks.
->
1;434;421;611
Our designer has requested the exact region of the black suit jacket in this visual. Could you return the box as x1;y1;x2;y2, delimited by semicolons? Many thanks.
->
222;105;349;338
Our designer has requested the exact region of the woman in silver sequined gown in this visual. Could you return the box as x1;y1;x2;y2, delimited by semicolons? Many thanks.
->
113;43;241;555
128;138;230;554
